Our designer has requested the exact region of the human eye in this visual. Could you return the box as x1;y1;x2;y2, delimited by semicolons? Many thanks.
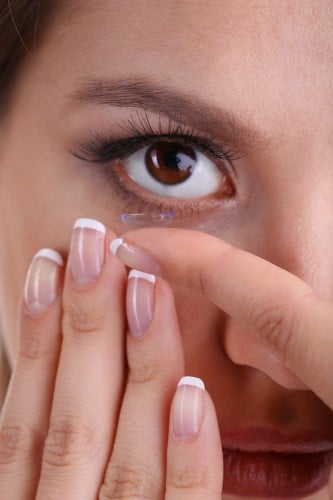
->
120;141;226;198
70;112;243;217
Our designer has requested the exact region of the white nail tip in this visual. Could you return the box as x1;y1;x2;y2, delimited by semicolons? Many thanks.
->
74;218;106;233
110;238;123;256
34;249;64;266
128;269;156;283
178;376;205;390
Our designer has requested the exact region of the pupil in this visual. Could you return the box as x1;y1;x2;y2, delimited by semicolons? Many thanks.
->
164;151;181;169
146;141;196;185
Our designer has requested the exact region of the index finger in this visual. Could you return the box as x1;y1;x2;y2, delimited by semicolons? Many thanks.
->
110;228;333;409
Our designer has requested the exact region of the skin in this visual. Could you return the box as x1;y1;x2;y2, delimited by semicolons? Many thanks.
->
0;0;333;498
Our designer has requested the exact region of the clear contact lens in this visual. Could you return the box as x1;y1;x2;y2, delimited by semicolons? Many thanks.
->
121;211;175;228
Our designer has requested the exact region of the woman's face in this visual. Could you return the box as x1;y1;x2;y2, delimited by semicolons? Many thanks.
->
1;0;333;497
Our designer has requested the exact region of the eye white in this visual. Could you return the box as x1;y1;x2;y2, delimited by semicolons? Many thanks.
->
123;144;225;199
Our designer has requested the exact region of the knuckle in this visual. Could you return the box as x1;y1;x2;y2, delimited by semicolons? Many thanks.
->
0;421;42;466
43;417;98;468
168;464;214;492
252;300;297;362
128;357;162;385
100;464;160;499
188;262;206;295
19;328;44;360
63;299;105;336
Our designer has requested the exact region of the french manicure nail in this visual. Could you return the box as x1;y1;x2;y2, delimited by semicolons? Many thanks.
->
126;269;155;337
172;376;205;441
24;249;64;315
110;238;161;275
70;218;106;285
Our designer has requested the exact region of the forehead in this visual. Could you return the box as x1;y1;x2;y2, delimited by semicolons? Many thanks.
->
29;0;333;138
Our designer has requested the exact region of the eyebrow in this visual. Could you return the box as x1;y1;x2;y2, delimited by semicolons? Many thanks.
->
70;77;272;152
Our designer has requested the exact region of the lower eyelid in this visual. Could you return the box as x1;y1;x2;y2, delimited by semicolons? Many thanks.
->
121;211;175;228
102;158;234;218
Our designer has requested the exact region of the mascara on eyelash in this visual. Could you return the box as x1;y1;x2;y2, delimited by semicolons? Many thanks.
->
121;211;175;228
70;111;240;219
71;110;244;167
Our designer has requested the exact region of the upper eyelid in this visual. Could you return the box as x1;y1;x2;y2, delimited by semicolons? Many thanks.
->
71;131;243;181
69;109;252;186
70;77;272;154
72;109;244;155
119;111;246;163
71;134;236;186
76;133;230;160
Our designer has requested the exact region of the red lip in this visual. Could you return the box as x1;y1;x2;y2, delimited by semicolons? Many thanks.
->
221;427;333;498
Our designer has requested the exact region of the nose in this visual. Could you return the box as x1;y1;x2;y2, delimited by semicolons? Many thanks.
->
265;183;333;301
222;179;333;389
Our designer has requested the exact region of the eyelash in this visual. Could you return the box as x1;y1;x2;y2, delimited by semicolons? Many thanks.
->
71;111;243;216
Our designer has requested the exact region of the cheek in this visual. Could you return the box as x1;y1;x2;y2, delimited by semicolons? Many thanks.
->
170;283;257;419
0;142;78;362
170;283;224;364
0;114;117;361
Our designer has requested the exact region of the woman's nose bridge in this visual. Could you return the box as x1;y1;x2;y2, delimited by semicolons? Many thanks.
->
265;190;333;300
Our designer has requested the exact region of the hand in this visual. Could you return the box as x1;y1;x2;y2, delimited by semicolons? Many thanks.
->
0;220;223;499
111;227;333;409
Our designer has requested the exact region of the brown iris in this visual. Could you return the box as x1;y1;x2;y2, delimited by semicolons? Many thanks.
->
145;141;196;185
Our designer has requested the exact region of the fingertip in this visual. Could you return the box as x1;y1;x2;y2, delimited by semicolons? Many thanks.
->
329;467;333;499
172;376;205;442
24;248;64;316
166;376;223;496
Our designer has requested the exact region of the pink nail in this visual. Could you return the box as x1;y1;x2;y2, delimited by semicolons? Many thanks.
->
126;269;155;337
172;377;205;441
110;239;161;275
70;218;105;285
24;249;64;315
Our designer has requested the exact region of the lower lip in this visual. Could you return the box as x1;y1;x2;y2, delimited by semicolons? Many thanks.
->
222;448;333;497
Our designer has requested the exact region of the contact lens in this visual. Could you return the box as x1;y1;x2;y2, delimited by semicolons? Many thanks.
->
121;211;175;228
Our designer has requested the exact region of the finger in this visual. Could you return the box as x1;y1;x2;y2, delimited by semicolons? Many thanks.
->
111;229;333;408
36;219;127;499
0;249;64;500
221;315;307;390
165;377;223;500
329;467;333;499
100;271;184;499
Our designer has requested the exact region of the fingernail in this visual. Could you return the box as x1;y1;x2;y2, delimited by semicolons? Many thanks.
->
70;218;106;285
24;249;64;315
172;376;205;441
126;269;155;337
110;238;161;275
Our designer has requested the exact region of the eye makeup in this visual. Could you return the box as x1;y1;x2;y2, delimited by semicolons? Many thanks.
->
70;111;240;217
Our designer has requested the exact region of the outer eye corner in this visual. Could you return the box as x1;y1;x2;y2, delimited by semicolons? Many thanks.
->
220;169;237;197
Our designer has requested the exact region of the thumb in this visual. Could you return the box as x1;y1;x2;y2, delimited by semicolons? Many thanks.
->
111;228;333;409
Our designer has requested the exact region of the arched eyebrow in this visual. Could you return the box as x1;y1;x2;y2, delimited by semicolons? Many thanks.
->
69;77;272;153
